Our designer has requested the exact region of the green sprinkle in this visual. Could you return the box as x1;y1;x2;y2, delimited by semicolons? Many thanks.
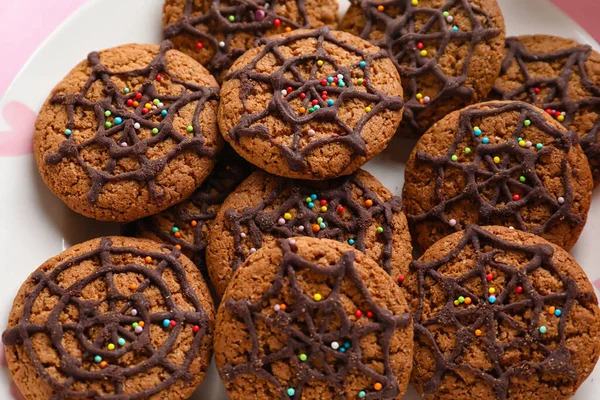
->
536;143;543;150
104;110;111;117
105;122;112;128
443;11;450;17
317;217;323;224
123;88;130;93
64;129;72;136
153;99;160;105
519;176;526;182
287;388;295;397
172;227;179;233
132;322;139;328
187;126;194;132
524;119;531;127
357;78;364;85
451;155;458;162
152;128;159;134
458;296;465;303
377;226;384;233
306;197;312;203
299;354;307;361
464;147;471;154
228;15;235;22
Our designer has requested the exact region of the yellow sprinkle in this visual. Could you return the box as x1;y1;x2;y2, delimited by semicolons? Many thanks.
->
321;206;327;212
313;293;322;301
284;212;292;220
493;156;501;164
519;140;526;147
489;287;496;294
420;50;428;57
412;0;419;5
365;106;372;112
557;115;565;122
475;329;482;337
317;60;324;67
416;93;423;100
107;343;115;351
454;300;459;306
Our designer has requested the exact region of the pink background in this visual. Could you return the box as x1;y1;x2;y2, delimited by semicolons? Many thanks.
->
0;0;598;99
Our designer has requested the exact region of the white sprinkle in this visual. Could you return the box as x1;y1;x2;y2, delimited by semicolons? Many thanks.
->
561;111;566;116
264;2;270;9
158;102;164;107
219;41;225;48
446;15;454;23
152;105;157;110
298;225;305;232
449;219;457;227
289;239;296;246
120;142;128;147
337;74;344;80
278;218;285;225
241;232;247;238
526;141;533;148
135;326;143;334
331;341;340;350
423;96;431;104
509;226;515;230
558;197;565;204
307;129;315;136
281;89;287;95
134;122;141;130
131;309;138;316
274;304;281;311
250;248;256;254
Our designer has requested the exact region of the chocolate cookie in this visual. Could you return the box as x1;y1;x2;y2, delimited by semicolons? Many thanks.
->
340;0;506;137
124;147;251;276
218;27;404;180
405;225;600;400
163;0;339;81
34;42;223;222
215;237;413;399
206;169;412;297
402;101;593;252
490;35;600;185
2;236;215;400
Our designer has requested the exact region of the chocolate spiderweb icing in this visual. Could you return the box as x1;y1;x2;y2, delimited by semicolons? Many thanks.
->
349;0;502;133
2;238;210;399
491;37;600;178
224;27;403;173
410;226;594;398
225;173;401;276
125;153;250;272
406;101;584;243
221;239;411;398
45;41;218;205
164;0;314;78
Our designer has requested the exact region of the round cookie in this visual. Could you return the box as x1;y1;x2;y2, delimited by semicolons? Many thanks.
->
124;147;251;276
489;35;600;186
34;42;223;222
207;169;412;297
218;27;405;180
402;101;593;252
215;237;413;399
340;0;506;137
163;0;339;81
404;225;600;400
1;236;215;400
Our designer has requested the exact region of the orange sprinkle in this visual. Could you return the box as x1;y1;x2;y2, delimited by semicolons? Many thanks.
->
548;306;556;315
100;361;108;369
175;244;182;250
419;98;425;104
174;231;181;238
312;224;320;232
280;304;287;311
144;256;152;264
365;199;373;207
191;220;198;227
299;107;306;114
133;101;139;107
285;27;292;32
475;329;482;337
374;382;383;391
464;297;472;305
129;283;137;291
139;321;145;327
377;5;385;11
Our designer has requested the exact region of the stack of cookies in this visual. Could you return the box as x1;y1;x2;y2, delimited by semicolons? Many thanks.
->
3;1;600;399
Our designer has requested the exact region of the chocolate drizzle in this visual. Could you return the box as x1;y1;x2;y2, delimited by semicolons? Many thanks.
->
405;101;584;248
225;172;402;276
491;36;600;181
125;151;250;273
347;0;502;135
220;238;411;399
2;237;210;400
224;27;404;173
45;41;219;205
163;0;315;79
410;226;593;399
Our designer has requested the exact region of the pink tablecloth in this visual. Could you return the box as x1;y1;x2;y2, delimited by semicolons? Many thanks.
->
0;0;598;99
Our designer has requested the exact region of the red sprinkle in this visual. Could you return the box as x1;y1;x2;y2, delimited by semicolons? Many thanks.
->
193;325;200;333
534;87;541;93
321;79;327;86
554;111;561;117
127;99;133;106
274;18;281;27
300;93;306;99
286;87;292;93
397;275;405;284
142;108;149;114
516;286;523;293
322;91;327;96
546;108;553;114
322;95;327;100
355;310;363;318
486;273;493;281
367;311;373;318
196;42;203;49
513;194;520;201
135;93;143;100
320;199;327;206
312;99;319;105
334;77;338;83
417;42;424;49
170;320;177;327
156;75;162;81
337;206;345;213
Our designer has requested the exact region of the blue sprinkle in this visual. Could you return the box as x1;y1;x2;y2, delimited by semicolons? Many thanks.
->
536;143;543;150
452;26;459;32
348;239;355;245
327;77;334;83
474;128;482;136
308;202;314;209
327;99;334;106
482;137;490;144
359;391;366;398
539;325;547;334
162;319;171;328
344;341;351;349
161;110;168;117
518;137;523;142
339;81;346;87
94;355;102;363
359;61;367;68
554;309;562;317
339;347;346;353
314;105;320;110
64;129;72;136
488;295;497;304
319;223;326;229
310;194;317;200
114;117;123;125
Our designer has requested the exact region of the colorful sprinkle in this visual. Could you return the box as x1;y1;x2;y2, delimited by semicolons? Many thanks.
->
451;155;458;162
377;5;385;11
100;361;108;369
64;129;72;136
107;343;115;351
187;125;194;132
489;287;496;294
464;147;471;154
486;273;493;281
359;390;366;398
145;256;152;264
449;219;457;227
355;310;363;318
451;25;459;32
131;309;138;316
105;122;112;128
376;226;384;234
539;326;547;334
118;338;126;346
420;50;428;57
250;248;257;254
152;128;159;134
255;9;265;21
331;341;340;350
374;382;383;391
134;122;141;130
464;297;472;305
555;309;562;317
104;110;111;117
162;319;171;328
516;286;523;293
493;156;501;164
519;176;526;182
397;275;405;284
94;355;102;363
474;126;482;136
365;199;373;207
558;197;565;204
193;325;200;333
359;61;367;68
557;115;565;122
348;238;355;245
475;329;482;337
536;143;543;150
313;293;322;301
299;353;308;361
308;129;315;136
135;326;143;334
513;194;520;201
524;119;531;127
488;295;497;304
458;296;465;304
287;388;295;397
274;18;281;27
519;140;526;147
365;106;372;112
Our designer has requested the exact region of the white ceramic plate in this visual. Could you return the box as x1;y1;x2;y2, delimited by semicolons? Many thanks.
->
0;0;599;399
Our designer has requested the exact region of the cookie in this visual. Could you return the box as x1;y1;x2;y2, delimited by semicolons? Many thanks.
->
124;147;251;276
34;42;223;222
207;169;412;297
340;0;506;137
404;225;600;400
163;0;339;81
218;27;404;180
215;237;413;399
2;236;215;400
489;35;600;185
402;101;593;252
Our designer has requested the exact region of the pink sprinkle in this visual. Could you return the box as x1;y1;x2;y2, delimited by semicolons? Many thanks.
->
558;197;565;204
289;239;296;246
135;326;143;334
298;226;305;231
255;9;266;21
131;309;138;316
526;141;533;148
278;218;285;225
250;248;257;253
308;129;315;136
241;232;247;238
449;219;457;227
274;304;281;311
120;142;128;147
